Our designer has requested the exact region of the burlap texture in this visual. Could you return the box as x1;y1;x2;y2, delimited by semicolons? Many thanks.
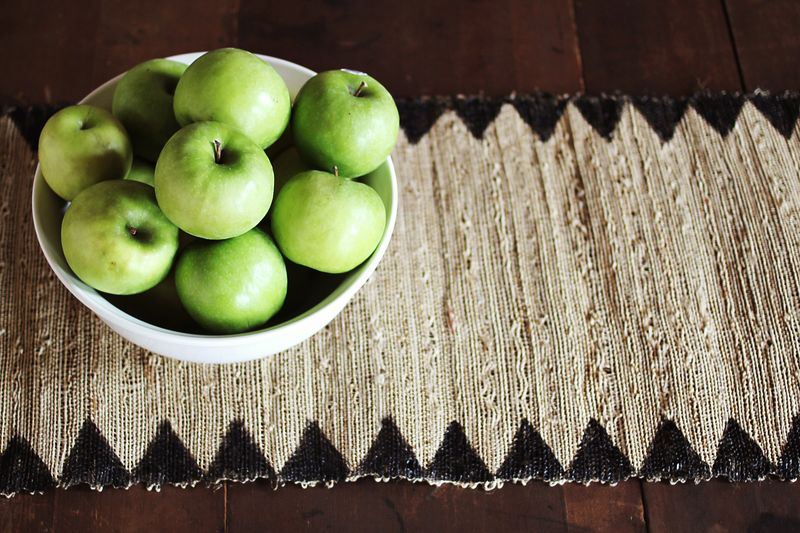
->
1;94;800;493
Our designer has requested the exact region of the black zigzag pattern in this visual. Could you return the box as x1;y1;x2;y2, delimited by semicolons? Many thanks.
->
573;95;624;141
777;415;800;480
279;421;349;484
0;436;55;494
567;419;633;483
206;420;275;484
749;92;800;139
358;418;422;479
0;414;799;493
396;98;447;144
425;421;493;483
61;419;131;489
496;419;563;482
5;93;799;151
2;100;800;492
132;420;203;488
5;93;799;152
390;91;800;144
452;96;504;139
639;419;710;482
511;94;568;142
632;96;689;142
691;92;745;137
713;419;773;481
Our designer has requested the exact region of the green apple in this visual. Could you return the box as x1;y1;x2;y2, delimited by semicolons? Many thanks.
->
175;228;287;334
105;226;200;331
125;158;155;187
292;70;399;178
271;170;386;273
112;59;187;162
173;48;290;148
61;180;179;295
272;147;311;201
155;121;274;240
38;105;132;200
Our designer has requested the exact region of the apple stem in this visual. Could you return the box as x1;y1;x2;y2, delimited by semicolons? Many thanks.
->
128;226;138;237
213;139;223;164
353;80;368;97
333;165;340;177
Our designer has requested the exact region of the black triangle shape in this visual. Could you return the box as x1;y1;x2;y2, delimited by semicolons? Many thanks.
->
496;419;563;481
279;421;349;484
60;419;131;489
712;418;773;481
573;96;624;140
750;92;800;139
397;98;447;144
358;417;422;479
632;96;689;142
691;93;744;137
639;419;710;481
425;421;493;483
132;420;203;487
206;420;275;483
0;435;55;494
511;94;568;142
566;419;633;483
3;104;66;150
777;415;800;480
453;96;504;139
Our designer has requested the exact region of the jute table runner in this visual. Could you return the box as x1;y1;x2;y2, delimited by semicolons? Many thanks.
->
2;93;800;495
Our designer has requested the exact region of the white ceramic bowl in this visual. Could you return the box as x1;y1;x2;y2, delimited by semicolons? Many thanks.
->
31;52;398;364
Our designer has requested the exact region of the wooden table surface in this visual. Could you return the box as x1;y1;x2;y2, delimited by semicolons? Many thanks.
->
3;1;800;531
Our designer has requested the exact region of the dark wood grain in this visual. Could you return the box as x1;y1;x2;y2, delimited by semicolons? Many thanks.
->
574;0;744;94
643;480;800;532
563;481;646;532
0;488;55;532
238;0;584;97
0;0;583;105
0;0;241;106
0;0;101;104
228;478;643;532
725;0;800;91
50;484;225;533
3;1;800;531
90;0;240;88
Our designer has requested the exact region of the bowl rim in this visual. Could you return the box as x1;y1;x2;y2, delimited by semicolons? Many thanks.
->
31;52;398;348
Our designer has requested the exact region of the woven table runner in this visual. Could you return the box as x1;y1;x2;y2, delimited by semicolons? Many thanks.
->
2;93;800;495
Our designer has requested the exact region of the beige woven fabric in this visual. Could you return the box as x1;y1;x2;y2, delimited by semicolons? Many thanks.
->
1;99;799;488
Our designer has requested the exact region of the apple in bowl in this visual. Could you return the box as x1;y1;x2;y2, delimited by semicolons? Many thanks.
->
31;52;398;364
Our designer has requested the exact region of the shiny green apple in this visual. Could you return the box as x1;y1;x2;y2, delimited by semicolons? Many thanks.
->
155;121;274;240
125;158;155;187
173;48;290;148
61;180;179;295
271;170;386;273
38;105;132;200
103;208;197;331
112;58;187;162
175;228;287;334
292;70;399;178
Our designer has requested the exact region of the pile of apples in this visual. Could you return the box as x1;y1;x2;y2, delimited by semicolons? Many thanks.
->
38;48;398;334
